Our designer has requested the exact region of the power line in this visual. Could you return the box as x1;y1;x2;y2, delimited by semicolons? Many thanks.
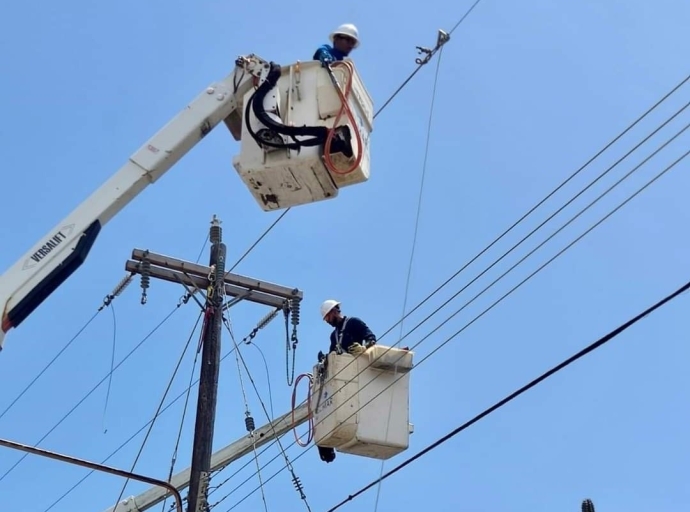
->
222;3;482;276
249;76;690;464
374;40;447;512
325;277;690;511
109;309;205;511
0;299;188;485
41;311;259;511
220;70;690;481
0;273;137;424
211;119;690;509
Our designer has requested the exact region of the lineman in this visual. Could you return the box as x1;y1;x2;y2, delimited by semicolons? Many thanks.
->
320;299;376;356
313;23;360;66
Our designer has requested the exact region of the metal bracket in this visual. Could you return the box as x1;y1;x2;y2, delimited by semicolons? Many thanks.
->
415;29;451;65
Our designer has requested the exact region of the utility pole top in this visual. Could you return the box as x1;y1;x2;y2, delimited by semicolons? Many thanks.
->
121;218;306;512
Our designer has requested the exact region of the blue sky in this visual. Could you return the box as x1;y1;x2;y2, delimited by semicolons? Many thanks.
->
1;1;689;511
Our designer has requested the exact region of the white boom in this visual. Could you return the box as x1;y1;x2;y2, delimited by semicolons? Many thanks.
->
0;54;267;350
0;53;374;350
106;402;309;512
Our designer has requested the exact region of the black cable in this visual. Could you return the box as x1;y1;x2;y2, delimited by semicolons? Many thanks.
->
217;139;690;509
325;278;690;512
0;310;100;423
222;4;481;274
231;88;690;477
0;301;186;484
41;313;253;511
110;309;204;511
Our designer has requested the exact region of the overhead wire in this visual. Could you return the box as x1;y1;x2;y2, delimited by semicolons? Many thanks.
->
101;300;118;433
109;309;205;511
0;298;188;485
30;1;676;508
211;315;312;512
160;332;202;512
0;273;135;424
218;315;269;512
44;113;689;510
264;71;690;435
220;2;484;277
175;69;690;508
373;40;447;512
40;311;265;511
207;50;690;493
203;93;690;508
325;277;690;511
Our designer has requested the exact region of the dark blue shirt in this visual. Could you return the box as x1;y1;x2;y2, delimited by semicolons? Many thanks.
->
313;44;347;64
329;316;376;353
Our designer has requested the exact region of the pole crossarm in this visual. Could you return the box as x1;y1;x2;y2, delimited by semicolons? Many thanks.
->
103;402;310;512
125;249;303;309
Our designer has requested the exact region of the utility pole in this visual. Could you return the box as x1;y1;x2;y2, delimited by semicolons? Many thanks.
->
123;216;304;512
186;216;225;512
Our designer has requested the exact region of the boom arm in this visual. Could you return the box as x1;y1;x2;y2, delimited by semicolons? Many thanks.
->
0;54;271;350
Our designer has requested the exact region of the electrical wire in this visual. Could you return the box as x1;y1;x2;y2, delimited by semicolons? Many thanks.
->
47;120;686;509
0;273;136;424
325;277;690;511
221;315;269;512
0;300;187;485
270;72;690;436
205;126;690;509
101;301;118;434
212;317;312;512
40;316;254;512
160;329;203;512
190;85;690;507
373;42;446;512
228;74;690;478
109;309;204;511
214;67;690;481
220;4;479;276
40;12;686;510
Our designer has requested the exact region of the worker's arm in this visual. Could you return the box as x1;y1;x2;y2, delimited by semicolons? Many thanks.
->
348;317;376;346
313;45;335;65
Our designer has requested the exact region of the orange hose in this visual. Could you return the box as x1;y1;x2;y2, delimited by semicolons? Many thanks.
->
323;61;364;176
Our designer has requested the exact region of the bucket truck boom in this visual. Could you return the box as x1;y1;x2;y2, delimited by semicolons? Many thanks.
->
0;53;374;350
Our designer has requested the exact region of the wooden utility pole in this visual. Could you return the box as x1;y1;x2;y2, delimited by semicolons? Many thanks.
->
122;215;304;512
186;216;225;512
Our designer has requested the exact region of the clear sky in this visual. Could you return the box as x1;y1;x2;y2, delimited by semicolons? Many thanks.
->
1;1;689;511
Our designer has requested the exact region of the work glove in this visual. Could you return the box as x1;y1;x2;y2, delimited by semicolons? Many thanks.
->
347;342;367;356
364;339;376;348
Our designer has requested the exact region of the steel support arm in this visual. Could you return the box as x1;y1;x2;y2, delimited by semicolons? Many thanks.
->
104;402;310;512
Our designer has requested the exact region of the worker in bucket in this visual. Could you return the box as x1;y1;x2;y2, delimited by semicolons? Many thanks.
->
313;23;360;66
320;299;376;357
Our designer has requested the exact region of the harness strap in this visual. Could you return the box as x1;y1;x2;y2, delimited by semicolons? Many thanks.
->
335;317;350;354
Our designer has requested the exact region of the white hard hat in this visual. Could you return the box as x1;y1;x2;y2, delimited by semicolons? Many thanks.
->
329;23;360;48
320;299;340;319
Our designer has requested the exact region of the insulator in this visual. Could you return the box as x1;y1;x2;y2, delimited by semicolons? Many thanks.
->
256;308;279;330
291;474;304;494
140;260;151;290
582;500;595;512
111;274;134;298
139;259;151;305
210;224;222;244
245;415;255;432
290;297;301;327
